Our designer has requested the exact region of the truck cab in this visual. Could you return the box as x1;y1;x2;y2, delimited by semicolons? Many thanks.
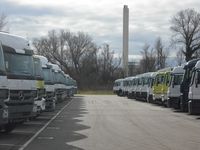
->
188;60;200;114
167;66;184;108
36;56;56;111
147;72;157;103
0;32;36;131
123;77;132;97
180;59;200;112
140;72;153;101
32;55;46;116
51;64;67;103
0;41;9;132
131;76;138;99
65;75;74;97
135;74;143;100
113;79;124;96
153;68;172;105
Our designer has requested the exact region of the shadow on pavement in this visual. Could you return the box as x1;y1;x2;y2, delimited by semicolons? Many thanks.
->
25;96;90;150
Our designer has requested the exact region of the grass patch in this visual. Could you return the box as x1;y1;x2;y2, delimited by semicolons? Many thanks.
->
77;90;114;95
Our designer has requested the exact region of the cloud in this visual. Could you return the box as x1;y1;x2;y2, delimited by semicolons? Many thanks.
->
1;0;200;62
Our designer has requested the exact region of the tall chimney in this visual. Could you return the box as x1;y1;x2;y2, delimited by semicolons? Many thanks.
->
123;5;129;77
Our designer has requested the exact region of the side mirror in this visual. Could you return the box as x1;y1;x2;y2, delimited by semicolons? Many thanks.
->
172;82;174;88
180;82;183;93
195;78;198;88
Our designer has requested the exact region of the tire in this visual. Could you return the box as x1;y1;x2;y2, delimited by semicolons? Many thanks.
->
167;98;172;108
118;90;123;96
3;123;16;133
180;96;188;112
188;101;194;115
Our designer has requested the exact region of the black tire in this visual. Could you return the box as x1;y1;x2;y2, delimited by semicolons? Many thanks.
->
3;123;16;133
167;99;172;108
180;96;188;112
188;101;194;115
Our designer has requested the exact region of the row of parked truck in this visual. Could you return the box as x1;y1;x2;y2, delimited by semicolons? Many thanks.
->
113;59;200;115
0;32;77;133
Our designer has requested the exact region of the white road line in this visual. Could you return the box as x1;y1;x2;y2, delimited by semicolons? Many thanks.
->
12;130;35;134
0;143;22;147
46;127;60;130
18;100;73;150
24;122;44;125
37;136;54;140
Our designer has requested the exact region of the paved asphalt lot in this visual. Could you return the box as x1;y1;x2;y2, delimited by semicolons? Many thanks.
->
1;95;200;150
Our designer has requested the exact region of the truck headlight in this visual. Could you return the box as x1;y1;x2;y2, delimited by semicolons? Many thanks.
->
2;109;8;119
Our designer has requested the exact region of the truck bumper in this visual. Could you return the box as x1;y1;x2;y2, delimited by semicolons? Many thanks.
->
168;97;180;109
45;97;56;111
6;103;33;122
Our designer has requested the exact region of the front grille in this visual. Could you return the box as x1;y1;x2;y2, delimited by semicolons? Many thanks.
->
55;89;64;95
45;91;55;99
9;90;35;101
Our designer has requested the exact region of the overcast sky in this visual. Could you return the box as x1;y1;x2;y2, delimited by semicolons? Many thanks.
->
1;0;200;60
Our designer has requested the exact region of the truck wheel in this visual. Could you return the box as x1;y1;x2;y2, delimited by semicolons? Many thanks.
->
167;99;172;108
188;101;194;115
3;123;16;133
180;96;187;112
118;90;123;96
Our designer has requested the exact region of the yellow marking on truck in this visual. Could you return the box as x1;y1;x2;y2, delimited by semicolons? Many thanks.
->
36;80;44;89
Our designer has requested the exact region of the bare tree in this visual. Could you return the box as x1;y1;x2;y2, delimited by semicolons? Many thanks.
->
98;43;121;85
155;37;167;69
33;29;100;89
170;9;200;61
139;43;156;73
0;13;8;31
176;47;185;66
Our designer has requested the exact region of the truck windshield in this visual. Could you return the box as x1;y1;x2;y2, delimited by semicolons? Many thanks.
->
0;44;5;73
173;74;183;85
54;72;60;84
43;68;53;83
155;74;164;84
59;73;65;84
183;68;192;83
138;78;142;85
34;58;43;79
4;53;34;76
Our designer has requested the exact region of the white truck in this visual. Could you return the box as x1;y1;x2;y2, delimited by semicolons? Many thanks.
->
0;41;9;132
113;79;124;96
0;32;36;132
123;77;133;97
127;76;135;99
36;56;56;111
147;72;157;103
65;74;74;97
139;72;153;101
51;64;67;102
70;77;77;96
131;76;138;99
188;60;200;114
135;74;143;100
167;66;184;108
32;55;46;116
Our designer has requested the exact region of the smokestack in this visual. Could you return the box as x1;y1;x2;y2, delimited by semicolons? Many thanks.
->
123;5;129;77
